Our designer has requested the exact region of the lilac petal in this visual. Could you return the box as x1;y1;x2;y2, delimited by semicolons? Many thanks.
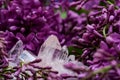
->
93;30;103;38
36;32;45;40
83;0;100;10
28;77;33;80
108;26;113;34
86;24;94;32
32;37;40;45
111;60;117;66
64;62;74;69
60;73;73;79
70;1;82;6
100;41;109;50
93;50;104;58
82;33;90;42
106;33;120;44
81;49;90;58
14;69;21;77
49;31;58;35
5;31;16;40
114;42;120;52
109;15;114;22
116;68;120;76
16;33;25;41
49;73;58;78
26;42;35;51
68;10;79;18
9;26;18;31
2;74;13;79
20;27;25;33
78;73;87;78
26;32;35;41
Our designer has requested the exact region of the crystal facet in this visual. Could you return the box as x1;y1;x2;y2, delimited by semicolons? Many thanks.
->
18;50;36;63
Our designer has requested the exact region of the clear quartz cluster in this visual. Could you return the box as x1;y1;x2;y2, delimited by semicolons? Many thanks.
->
37;35;78;75
8;40;36;67
8;35;85;75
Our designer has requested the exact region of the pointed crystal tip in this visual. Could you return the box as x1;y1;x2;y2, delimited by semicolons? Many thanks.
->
42;35;61;50
8;40;23;55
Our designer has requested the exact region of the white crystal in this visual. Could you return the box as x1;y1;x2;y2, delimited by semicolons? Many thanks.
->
8;40;36;67
38;35;61;57
37;35;77;75
60;45;69;60
8;40;23;67
18;50;36;63
8;40;23;59
37;35;62;65
67;55;75;61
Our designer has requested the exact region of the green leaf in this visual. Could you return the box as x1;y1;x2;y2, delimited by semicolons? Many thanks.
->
68;46;83;55
99;1;106;6
70;7;89;14
107;0;119;9
60;11;67;19
107;0;115;4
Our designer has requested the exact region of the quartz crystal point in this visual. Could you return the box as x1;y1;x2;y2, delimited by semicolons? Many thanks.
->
8;40;23;60
8;40;23;67
37;35;78;75
37;35;62;66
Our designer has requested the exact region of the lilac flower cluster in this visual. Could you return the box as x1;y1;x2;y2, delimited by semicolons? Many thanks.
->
71;0;120;79
0;0;120;80
0;0;86;55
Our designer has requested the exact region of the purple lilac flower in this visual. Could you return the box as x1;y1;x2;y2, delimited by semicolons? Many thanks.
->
69;1;120;79
0;0;84;55
72;2;120;63
69;0;102;10
0;37;13;79
82;0;101;10
0;37;8;68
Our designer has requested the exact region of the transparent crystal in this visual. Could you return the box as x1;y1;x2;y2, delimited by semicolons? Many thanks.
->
37;35;62;65
8;40;23;59
8;40;36;67
8;40;23;67
59;45;69;60
37;35;76;75
18;50;36;63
